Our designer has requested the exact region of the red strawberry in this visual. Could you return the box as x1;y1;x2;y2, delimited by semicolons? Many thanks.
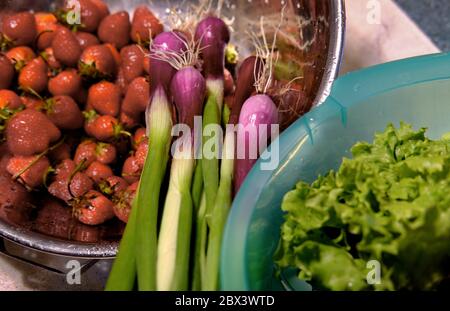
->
51;26;82;67
42;47;62;71
20;96;44;110
0;90;23;109
2;12;37;46
98;11;131;49
75;190;115;225
75;31;100;50
119;111;140;130
35;12;59;50
90;115;125;142
5;46;36;70
122;77;150;118
0;55;14;89
48;142;71;163
18;57;48;94
95;142;117;165
115;67;128;95
122;155;141;184
113;181;137;223
79;44;116;78
102;175;128;196
63;0;102;33
45;95;84;130
74;140;97;166
85;161;113;183
6;109;61;156
90;0;110;20
135;140;148;169
132;127;147;148
143;54;150;75
120;45;145;83
6;155;50;188
130;6;163;43
104;43;121;68
87;81;121;116
48;69;82;97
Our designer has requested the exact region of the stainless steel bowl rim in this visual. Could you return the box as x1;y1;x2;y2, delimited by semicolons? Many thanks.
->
0;0;345;258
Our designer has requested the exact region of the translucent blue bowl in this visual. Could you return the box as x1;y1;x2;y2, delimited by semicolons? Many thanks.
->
221;52;450;290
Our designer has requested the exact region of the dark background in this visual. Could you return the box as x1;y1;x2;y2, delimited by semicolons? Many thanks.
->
395;0;450;51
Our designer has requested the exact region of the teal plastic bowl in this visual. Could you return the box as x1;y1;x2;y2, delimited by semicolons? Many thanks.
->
221;52;450;290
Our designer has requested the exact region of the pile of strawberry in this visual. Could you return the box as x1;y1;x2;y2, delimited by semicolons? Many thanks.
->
0;0;163;227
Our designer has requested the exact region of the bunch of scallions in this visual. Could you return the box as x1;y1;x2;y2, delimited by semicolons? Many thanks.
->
106;11;286;291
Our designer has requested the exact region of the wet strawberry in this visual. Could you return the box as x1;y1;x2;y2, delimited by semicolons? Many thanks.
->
89;115;126;142
49;173;93;202
48;142;71;163
120;44;145;83
51;26;82;67
122;77;150;118
113;181;137;223
115;67;128;94
74;140;97;166
75;190;115;225
41;47;62;71
143;54;150;75
6;155;50;188
64;0;102;33
119;111;140;130
95;142;117;165
130;6;163;43
6;109;61;156
79;44;116;78
75;31;100;50
18;57;48;94
0;55;14;89
85;161;113;183
132;127;147;148
90;0;110;20
6;46;36;71
45;95;84;130
2;12;37;46
135;140;148;169
20;96;44;110
87;81;120;117
0;90;23;109
98;11;130;49
35;12;59;50
122;155;141;184
104;43;121;68
48;69;82;97
102;175;128;196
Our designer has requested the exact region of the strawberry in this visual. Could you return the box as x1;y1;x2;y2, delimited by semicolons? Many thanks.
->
6;109;61;156
1;12;37;46
95;142;117;164
79;44;116;78
143;54;150;75
122;155;141;184
132;127;147;148
119;111;140;130
89;115;126;142
122;77;150;118
104;43;121;68
45;95;84;130
0;55;14;89
0;90;23;109
113;181;137;223
48;142;71;163
74;190;115;225
48;69;82;98
115;67;128;95
74;139;97;166
98;11;131;49
99;175;128;196
34;12;59;50
41;47;62;71
18;57;48;94
6;155;50;188
90;0;110;20
130;6;163;43
135;140;148;169
120;44;145;83
20;96;44;110
63;0;102;33
51;26;82;67
87;81;121;117
224;68;235;95
75;31;99;50
85;161;113;183
5;46;36;71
